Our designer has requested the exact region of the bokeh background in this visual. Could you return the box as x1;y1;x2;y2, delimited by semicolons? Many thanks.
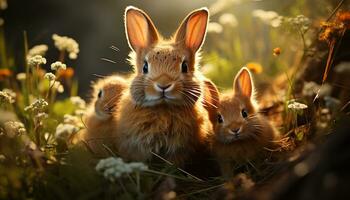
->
1;0;339;98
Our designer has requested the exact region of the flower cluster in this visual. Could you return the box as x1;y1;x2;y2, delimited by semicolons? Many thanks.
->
51;61;67;71
52;34;80;59
209;0;241;15
70;96;86;116
55;113;84;139
44;73;56;81
34;112;48;124
0;89;15;104
27;55;47;68
96;157;148;181
70;96;86;109
3;121;26;138
24;99;48;114
55;123;79;139
50;81;64;93
219;13;238;27
63;114;84;128
287;100;308;110
27;44;48;58
284;15;310;33
252;9;283;27
16;73;26;81
207;22;223;33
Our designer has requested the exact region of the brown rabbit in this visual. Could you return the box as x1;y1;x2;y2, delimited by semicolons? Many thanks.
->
114;6;218;166
81;75;128;154
212;67;280;177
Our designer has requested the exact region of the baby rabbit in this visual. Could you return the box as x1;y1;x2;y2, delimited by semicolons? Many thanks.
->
81;75;127;154
212;67;280;177
115;6;218;166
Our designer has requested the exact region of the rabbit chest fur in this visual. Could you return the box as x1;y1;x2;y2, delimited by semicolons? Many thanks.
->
115;94;212;165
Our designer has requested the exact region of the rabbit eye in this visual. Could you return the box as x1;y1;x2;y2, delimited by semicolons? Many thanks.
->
241;109;248;118
98;89;103;98
217;114;224;123
143;61;148;74
181;61;188;73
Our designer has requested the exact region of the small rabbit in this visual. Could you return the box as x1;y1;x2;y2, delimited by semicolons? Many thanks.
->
81;75;128;154
114;6;218;166
212;67;280;177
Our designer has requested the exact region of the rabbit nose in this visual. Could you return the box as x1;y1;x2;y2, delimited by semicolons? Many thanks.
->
155;83;173;92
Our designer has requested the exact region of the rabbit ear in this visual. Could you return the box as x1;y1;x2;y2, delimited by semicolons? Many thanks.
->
234;67;254;98
174;8;209;53
124;6;159;52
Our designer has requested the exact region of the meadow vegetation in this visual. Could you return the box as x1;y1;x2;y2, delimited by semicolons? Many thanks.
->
0;0;349;199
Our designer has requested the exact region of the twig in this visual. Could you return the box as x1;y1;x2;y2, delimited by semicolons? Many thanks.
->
101;58;117;64
102;144;117;157
150;151;204;182
110;45;120;52
177;184;225;198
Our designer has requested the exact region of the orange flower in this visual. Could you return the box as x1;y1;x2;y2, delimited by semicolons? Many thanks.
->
337;11;350;28
57;67;74;79
319;21;344;43
273;47;281;56
319;11;350;43
246;62;263;74
0;69;12;81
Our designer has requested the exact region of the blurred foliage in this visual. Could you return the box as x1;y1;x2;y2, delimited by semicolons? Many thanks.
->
202;0;332;90
0;0;349;199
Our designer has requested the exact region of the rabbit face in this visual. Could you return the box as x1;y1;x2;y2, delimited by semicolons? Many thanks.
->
125;6;209;107
215;96;258;143
130;46;202;106
93;77;127;119
214;67;260;143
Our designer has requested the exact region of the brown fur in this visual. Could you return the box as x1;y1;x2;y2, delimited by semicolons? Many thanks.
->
114;6;216;166
81;75;128;154
203;79;220;126
212;68;280;177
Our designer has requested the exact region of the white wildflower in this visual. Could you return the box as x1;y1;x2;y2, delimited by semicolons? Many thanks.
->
2;89;16;100
74;109;85;117
27;55;47;67
63;114;80;125
302;81;320;97
52;34;80;60
207;22;223;33
50;61;66;71
219;13;238;27
50;81;64;93
287;100;308;110
27;44;48;58
0;90;15;104
0;0;7;10
35;112;48;122
70;96;86;109
55;123;79;139
4;121;26;138
44;73;56;81
96;157;148;181
24;99;48;113
209;0;241;15
16;73;26;81
284;15;310;33
252;9;283;27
